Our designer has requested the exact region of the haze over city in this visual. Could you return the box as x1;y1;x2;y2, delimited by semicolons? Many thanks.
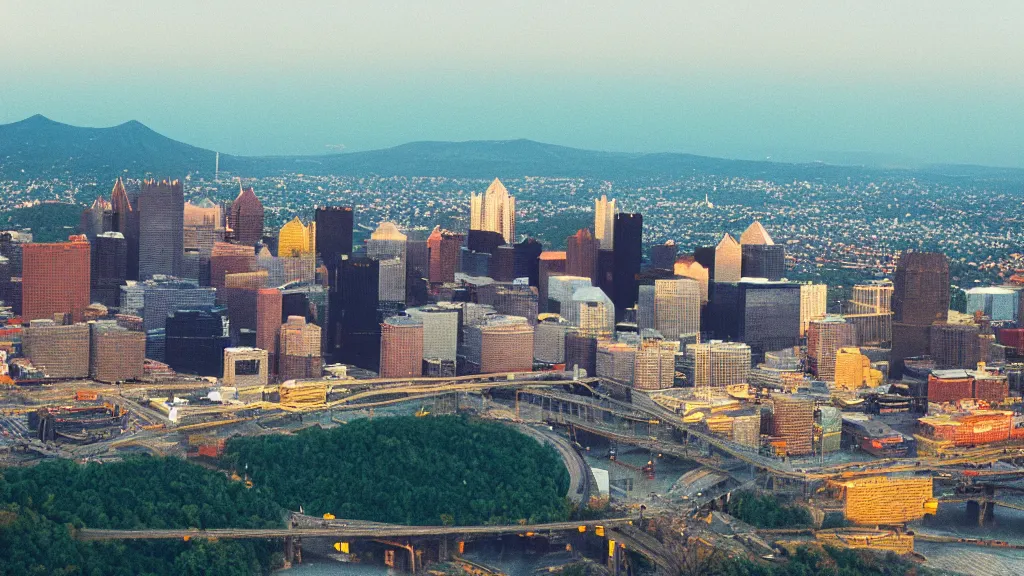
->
2;1;1023;166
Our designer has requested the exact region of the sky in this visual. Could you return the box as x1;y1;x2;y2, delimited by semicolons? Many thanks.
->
1;1;1022;167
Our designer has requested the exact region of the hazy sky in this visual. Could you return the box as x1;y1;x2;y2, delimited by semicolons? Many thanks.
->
2;1;1022;166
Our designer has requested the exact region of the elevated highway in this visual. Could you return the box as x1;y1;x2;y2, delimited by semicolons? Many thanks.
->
75;518;632;542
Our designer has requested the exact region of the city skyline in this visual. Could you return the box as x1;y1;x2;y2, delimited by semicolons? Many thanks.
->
2;2;1023;167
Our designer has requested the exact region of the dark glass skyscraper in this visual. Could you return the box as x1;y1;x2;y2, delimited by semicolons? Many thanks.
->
741;244;786;280
650;240;678;271
164;306;231;376
315;206;354;270
710;280;801;363
328;256;380;370
611;213;642;319
91;231;127;307
138;179;184;280
513;238;543;287
890;251;950;377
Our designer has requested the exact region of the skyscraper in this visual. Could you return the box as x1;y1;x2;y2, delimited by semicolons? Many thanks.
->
229;184;265;247
279;315;323;380
110;177;140;281
210;242;256;288
807;317;856;381
650;240;678;271
470;178;516;243
379;315;424;378
513;238;543;286
256;288;283;374
426;227;462;285
683;341;751;393
90;231;127;307
739;221;784;280
633;336;679;390
538;251;567;312
80;194;113;240
566;228;599;284
611;213;642;318
330;256;380;369
594;195;616;250
22;320;90;378
406;305;460;363
890;252;949;376
22;236;90;323
714;234;742;283
366;222;408;261
315;206;354;268
464;315;533;374
799;283;828;338
138;179;184;280
652;278;701;341
711;279;801;363
90;322;145;383
277;217;316;257
165;306;231;377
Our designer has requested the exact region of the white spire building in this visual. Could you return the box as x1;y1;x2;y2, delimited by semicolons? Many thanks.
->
470;178;516;243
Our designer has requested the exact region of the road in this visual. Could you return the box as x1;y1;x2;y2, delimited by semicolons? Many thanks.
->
75;518;632;541
513;423;592;504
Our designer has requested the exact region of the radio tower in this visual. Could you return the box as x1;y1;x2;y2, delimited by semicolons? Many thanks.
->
215;152;220;182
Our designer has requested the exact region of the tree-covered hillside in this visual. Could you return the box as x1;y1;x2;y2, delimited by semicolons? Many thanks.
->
225;416;571;526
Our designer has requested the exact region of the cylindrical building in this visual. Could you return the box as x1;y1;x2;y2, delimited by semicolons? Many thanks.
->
379;315;424;378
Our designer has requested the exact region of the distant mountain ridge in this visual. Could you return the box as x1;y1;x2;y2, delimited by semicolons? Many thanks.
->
1;115;1022;183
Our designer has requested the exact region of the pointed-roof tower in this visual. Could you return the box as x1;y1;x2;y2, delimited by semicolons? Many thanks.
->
230;183;265;246
740;221;774;245
714;233;742;283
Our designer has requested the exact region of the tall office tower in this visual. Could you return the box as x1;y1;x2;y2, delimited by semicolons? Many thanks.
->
315;206;354;269
534;315;571;365
633;337;679;390
469;178;516;243
966;287;1017;322
467;230;505;256
594;195;616;250
426;227;462;284
183;198;225;254
256;288;283;374
611;213;642;318
80;194;113;240
0;255;19;315
22;236;90;323
564;331;597;375
405;231;431;305
406;305;460;363
596;339;637;385
798;283;827;338
890;252;949;376
257;251;316;287
930;323;981;369
711;280;801;363
165;307;231;376
464;315;533;374
572;287;616;338
652;278;701;341
675;257;711;303
771;394;814;456
847;279;893;345
650;240;678;271
109;178;140;281
637;285;656;331
741;244;786;280
90;232;127;307
513;238;543;286
278;315;323;380
377;258;406;303
137;179;184;280
714;234;742;283
459;247;490;277
229;184;264;246
807;317;856;381
90;322;145;383
683;341;751;393
482;282;539;323
547;275;593;317
834;347;884;390
379;315;424;378
210;242;256;288
366;222;407;261
538;251;567;312
597;249;615;303
490;245;516;282
22;320;90;378
566;228;599;284
330;256;380;369
278;217;316;257
120;276;217;332
221;270;268;341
